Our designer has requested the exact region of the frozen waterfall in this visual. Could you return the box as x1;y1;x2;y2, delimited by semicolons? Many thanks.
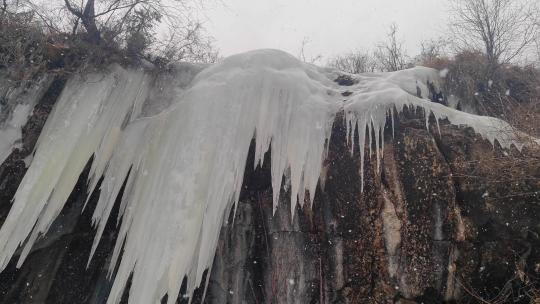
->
0;49;528;304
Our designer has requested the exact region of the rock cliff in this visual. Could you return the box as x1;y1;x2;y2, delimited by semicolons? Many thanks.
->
0;52;538;303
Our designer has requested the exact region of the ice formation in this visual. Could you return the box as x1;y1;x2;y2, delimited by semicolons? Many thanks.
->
343;67;522;189
0;72;52;164
0;49;530;303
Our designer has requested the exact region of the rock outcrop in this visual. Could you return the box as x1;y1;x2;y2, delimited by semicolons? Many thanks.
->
205;112;540;304
0;69;538;304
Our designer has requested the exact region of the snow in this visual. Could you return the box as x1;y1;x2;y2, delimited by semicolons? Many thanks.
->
343;66;522;189
0;49;534;304
439;68;449;78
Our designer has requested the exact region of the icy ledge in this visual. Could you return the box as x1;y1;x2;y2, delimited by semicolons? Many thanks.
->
0;49;531;304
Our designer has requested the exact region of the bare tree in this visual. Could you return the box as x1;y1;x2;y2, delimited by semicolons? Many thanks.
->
153;21;220;63
0;0;51;77
327;50;377;74
6;0;219;63
0;0;29;21
63;0;101;43
60;0;169;44
40;0;202;53
298;37;322;64
420;38;449;61
1;0;10;18
374;23;408;71
449;0;540;66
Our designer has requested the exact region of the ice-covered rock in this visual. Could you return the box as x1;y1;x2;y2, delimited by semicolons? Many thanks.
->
0;49;534;304
0;71;52;164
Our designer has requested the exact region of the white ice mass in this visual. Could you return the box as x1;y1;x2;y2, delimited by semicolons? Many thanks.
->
0;72;52;164
0;49;530;303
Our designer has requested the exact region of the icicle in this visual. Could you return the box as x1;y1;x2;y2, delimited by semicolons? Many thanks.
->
0;50;534;304
368;118;373;158
356;115;367;192
381;116;385;160
345;111;351;146
425;107;430;130
390;106;395;138
87;50;340;303
374;118;381;172
435;114;442;137
344;65;534;196
346;113;356;155
0;65;149;273
0;74;52;164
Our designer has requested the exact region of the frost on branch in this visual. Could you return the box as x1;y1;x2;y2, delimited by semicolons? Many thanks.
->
0;50;529;304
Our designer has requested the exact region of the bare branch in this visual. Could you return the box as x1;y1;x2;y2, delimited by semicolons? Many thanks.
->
374;23;408;71
63;0;82;18
298;37;322;64
327;50;377;74
449;0;540;65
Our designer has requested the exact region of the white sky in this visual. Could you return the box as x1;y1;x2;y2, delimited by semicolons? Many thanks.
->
202;0;450;60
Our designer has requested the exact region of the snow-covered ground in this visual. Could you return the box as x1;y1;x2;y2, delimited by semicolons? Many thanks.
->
0;49;529;304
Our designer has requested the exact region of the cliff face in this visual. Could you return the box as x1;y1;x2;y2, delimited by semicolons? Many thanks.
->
0;55;538;304
0;85;538;304
206;114;540;304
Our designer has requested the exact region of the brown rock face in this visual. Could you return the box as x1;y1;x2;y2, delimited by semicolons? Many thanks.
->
0;82;539;303
204;112;540;304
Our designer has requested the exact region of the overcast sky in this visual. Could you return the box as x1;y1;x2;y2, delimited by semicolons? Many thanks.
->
202;0;451;60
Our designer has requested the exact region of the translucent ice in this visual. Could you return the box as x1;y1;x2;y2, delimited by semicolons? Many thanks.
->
0;50;533;304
